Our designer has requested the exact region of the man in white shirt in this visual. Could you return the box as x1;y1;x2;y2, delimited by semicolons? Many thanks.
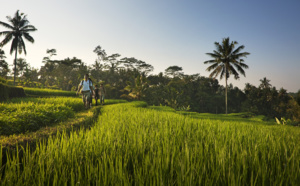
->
76;74;94;109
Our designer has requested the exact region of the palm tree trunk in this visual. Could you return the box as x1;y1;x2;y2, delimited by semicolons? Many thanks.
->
225;75;228;115
13;50;17;85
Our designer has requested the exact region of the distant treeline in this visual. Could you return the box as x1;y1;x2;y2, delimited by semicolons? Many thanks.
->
0;47;299;123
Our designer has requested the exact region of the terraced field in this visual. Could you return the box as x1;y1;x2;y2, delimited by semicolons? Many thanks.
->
1;101;299;185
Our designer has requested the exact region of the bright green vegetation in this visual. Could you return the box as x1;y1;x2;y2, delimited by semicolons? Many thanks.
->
0;97;84;135
23;87;76;97
0;99;127;148
0;98;127;136
0;82;26;102
149;106;273;124
1;102;299;185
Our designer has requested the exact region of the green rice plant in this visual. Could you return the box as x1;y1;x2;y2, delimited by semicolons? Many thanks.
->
23;87;76;97
0;102;299;185
4;97;87;112
0;97;86;135
0;103;74;135
90;99;128;106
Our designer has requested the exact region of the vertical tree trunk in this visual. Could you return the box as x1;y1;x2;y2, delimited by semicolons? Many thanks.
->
13;50;17;85
225;75;228;115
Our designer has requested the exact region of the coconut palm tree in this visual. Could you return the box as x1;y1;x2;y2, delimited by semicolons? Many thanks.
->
259;77;272;89
204;37;250;114
0;10;37;85
16;58;28;79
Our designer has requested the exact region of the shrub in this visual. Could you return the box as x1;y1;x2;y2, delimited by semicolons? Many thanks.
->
0;77;6;84
0;83;26;102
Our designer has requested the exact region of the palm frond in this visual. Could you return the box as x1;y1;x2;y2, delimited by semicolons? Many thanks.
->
0;33;13;47
238;61;249;69
205;52;220;59
6;16;15;26
233;63;246;77
214;42;224;54
0;31;11;37
19;38;27;55
232;45;244;54
21;25;36;31
0;21;14;30
212;50;222;57
23;33;34;43
22;28;37;33
220;66;225;80
19;19;28;28
228;65;240;79
206;62;219;72
204;59;217;64
233;52;250;59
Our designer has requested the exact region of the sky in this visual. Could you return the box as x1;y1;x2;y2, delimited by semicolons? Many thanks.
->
0;0;299;92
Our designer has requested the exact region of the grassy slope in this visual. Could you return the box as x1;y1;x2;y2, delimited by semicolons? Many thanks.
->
23;87;76;97
0;99;127;148
1;102;299;185
148;105;273;124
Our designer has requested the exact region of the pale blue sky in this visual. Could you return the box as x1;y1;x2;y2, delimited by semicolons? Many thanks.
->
0;0;299;92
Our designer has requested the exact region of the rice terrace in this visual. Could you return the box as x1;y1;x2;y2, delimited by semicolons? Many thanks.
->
0;1;300;185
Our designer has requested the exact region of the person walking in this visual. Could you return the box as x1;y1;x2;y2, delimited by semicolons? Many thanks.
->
94;84;100;106
99;83;106;105
76;74;94;109
88;77;95;108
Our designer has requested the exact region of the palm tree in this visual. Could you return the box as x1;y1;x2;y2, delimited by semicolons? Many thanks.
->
259;77;272;89
204;37;250;114
104;53;122;74
0;10;37;85
16;58;28;79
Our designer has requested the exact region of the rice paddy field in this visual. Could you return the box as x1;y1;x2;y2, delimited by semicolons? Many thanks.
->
23;87;77;97
0;101;299;185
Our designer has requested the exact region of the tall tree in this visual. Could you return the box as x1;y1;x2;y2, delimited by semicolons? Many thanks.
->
124;74;148;100
204;37;250;114
16;58;28;78
165;66;183;78
0;48;9;77
91;46;106;83
93;45;107;61
104;53;121;74
0;10;37;85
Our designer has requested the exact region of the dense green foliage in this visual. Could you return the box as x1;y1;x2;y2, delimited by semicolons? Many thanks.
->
0;82;26;101
0;76;6;84
0;102;299;185
0;49;9;77
243;82;300;123
1;44;299;123
0;97;84;135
